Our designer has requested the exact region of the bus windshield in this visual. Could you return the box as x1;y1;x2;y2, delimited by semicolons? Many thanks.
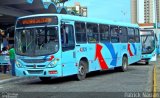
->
15;27;59;56
141;34;155;54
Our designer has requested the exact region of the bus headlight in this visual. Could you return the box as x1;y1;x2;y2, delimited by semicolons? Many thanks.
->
16;61;23;68
47;60;58;68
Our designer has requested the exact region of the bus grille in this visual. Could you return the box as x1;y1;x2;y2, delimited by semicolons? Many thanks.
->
21;59;46;63
26;65;46;68
27;70;43;74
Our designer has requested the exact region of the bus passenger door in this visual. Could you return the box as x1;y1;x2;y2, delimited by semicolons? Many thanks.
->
61;22;77;76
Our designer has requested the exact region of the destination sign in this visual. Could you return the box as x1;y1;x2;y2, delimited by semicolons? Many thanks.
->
16;16;58;27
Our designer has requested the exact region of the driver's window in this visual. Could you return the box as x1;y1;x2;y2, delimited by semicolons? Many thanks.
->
61;24;75;51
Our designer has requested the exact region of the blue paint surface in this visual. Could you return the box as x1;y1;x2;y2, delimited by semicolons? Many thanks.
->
104;43;117;66
131;43;137;55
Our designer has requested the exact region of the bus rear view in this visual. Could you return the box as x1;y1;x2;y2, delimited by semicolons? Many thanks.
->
140;30;157;65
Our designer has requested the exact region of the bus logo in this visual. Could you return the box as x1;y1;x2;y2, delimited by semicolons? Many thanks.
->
33;64;36;68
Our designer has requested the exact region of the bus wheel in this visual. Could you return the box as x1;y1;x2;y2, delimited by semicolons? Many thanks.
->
121;56;128;71
76;60;87;81
145;61;149;65
115;56;128;72
39;77;51;82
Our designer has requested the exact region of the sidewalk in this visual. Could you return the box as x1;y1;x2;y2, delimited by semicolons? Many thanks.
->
0;71;22;84
0;71;14;80
156;57;160;92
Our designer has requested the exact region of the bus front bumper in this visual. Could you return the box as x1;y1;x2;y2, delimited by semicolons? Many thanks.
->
15;68;61;77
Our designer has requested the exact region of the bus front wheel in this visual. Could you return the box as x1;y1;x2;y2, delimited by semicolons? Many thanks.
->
76;60;87;81
39;77;52;82
145;61;149;65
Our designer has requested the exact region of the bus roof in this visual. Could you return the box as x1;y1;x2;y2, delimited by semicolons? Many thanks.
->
17;14;139;28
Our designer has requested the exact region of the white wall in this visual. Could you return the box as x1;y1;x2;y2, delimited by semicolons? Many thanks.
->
137;0;144;23
152;0;156;23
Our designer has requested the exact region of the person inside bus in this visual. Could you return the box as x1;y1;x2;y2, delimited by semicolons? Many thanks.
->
61;25;68;45
61;26;65;44
111;28;119;43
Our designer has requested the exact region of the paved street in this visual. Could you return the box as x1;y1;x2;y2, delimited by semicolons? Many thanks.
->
0;63;153;98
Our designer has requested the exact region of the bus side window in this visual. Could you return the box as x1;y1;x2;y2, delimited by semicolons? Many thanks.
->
135;28;140;43
75;22;87;43
61;24;75;51
99;24;110;42
110;26;119;43
87;23;99;43
128;28;135;43
119;27;128;43
61;25;67;45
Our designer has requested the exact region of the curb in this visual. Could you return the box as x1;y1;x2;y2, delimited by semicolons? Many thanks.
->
0;76;38;84
153;65;157;98
0;77;26;84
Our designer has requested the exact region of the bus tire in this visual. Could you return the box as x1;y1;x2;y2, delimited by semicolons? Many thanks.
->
39;77;51;82
121;56;128;71
146;61;149;65
115;56;128;72
76;60;87;81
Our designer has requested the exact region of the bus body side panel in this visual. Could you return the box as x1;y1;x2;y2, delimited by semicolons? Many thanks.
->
115;43;127;67
61;49;77;76
86;44;99;71
126;43;140;65
135;43;142;62
87;43;122;71
101;43;122;68
75;44;95;72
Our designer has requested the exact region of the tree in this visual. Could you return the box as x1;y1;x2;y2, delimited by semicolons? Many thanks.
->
72;7;78;14
51;0;69;6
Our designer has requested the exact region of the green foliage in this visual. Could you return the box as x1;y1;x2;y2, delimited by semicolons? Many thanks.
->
72;7;78;14
51;0;69;5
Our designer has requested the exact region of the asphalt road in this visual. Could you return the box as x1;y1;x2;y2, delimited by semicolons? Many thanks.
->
0;63;153;98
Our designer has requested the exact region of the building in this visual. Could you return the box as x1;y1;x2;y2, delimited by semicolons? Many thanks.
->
131;0;160;25
156;0;160;25
67;2;88;17
131;0;138;24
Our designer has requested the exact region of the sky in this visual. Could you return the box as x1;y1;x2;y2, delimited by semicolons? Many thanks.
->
43;0;131;23
65;0;131;23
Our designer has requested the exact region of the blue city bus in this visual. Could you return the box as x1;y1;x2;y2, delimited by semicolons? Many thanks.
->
15;14;141;81
140;29;157;65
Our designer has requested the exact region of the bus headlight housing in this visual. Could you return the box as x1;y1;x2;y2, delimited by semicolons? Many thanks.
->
16;61;23;68
47;60;58;68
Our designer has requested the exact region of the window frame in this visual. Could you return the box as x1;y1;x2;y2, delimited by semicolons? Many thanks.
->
135;28;140;43
99;24;110;42
75;21;87;44
86;22;99;43
110;25;119;43
61;24;75;51
119;26;128;43
128;27;135;43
